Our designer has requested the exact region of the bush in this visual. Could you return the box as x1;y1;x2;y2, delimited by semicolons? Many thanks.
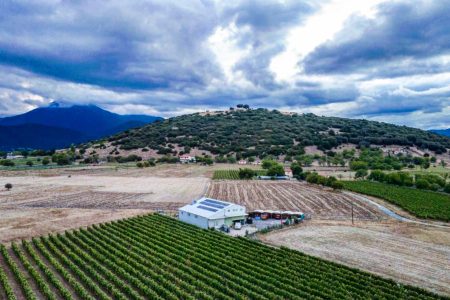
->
266;164;285;176
4;183;12;190
355;169;368;179
415;179;430;190
0;160;15;167
444;184;450;194
238;168;256;179
136;162;144;168
26;161;33;167
349;160;368;171
42;157;50;165
331;181;344;190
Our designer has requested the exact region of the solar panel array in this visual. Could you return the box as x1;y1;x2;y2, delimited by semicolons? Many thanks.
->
197;198;230;213
197;205;218;212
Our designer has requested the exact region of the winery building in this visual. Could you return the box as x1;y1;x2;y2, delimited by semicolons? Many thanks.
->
178;198;247;229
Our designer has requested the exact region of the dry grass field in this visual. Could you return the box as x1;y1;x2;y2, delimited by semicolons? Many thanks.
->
0;164;209;243
207;180;384;220
260;220;450;296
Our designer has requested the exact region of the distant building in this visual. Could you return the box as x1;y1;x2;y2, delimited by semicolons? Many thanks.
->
178;198;247;229
6;153;24;160
179;155;196;163
238;160;247;165
284;167;293;177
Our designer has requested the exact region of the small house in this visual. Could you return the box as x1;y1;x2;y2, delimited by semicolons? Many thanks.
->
180;155;196;163
238;160;247;165
179;198;247;229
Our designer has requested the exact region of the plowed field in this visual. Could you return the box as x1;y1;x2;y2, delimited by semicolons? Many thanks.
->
207;180;384;220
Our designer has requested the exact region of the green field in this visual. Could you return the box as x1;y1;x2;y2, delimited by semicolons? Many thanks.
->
0;214;444;299
213;169;267;180
342;181;450;221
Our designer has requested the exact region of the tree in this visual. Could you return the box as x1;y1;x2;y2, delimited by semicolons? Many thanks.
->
136;162;144;168
290;162;303;177
26;161;33;167
444;184;450;194
368;170;385;182
354;169;368;179
415;179;430;190
331;181;344;190
349;160;368;171
4;183;12;191
267;164;285;176
238;168;256;179
42;157;50;165
262;159;277;169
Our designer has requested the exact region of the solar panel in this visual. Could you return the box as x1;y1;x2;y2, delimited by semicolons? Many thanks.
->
197;205;218;212
201;201;226;209
203;199;230;207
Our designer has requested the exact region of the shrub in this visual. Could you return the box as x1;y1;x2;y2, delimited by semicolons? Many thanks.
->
415;179;430;190
238;168;256;179
331;181;344;190
4;183;12;190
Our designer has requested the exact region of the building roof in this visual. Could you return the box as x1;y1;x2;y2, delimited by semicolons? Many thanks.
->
179;197;246;219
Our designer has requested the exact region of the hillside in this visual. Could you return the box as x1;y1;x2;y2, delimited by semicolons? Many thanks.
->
106;108;450;158
0;103;162;150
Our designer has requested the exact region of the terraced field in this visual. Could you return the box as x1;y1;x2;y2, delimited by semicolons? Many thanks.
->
0;214;444;299
208;180;384;220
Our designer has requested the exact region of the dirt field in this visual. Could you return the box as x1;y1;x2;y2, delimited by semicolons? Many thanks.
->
260;220;450;296
0;164;209;243
207;180;384;220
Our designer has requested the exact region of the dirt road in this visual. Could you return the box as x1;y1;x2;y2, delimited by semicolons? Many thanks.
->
260;220;450;296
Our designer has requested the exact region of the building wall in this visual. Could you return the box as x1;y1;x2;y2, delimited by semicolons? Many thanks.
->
208;218;225;228
224;216;246;226
179;211;209;229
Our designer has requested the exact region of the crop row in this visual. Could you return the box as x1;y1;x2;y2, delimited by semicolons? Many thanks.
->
0;214;446;299
342;181;450;221
213;169;266;180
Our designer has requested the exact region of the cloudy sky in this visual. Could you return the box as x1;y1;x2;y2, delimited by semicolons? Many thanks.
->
1;0;449;129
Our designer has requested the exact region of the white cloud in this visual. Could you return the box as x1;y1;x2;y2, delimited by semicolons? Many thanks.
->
269;0;387;83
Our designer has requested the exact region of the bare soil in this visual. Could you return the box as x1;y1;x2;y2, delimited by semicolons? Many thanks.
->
0;165;209;244
207;180;384;220
260;220;450;296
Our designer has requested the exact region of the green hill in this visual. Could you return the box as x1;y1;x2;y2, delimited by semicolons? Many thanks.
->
105;108;450;158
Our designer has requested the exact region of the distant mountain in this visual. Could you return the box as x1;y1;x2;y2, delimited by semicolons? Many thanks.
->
430;128;450;137
106;108;450;156
0;124;86;151
0;103;162;150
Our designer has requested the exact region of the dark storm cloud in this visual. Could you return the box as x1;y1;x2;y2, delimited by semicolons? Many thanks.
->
303;0;450;75
0;0;448;129
0;0;220;89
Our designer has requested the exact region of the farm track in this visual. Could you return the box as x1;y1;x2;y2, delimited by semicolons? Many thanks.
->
207;180;384;220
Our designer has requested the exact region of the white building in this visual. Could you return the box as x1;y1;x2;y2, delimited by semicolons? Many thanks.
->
178;197;247;229
6;153;24;160
179;155;196;163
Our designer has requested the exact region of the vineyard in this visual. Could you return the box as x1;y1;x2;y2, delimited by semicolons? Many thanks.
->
213;169;266;180
0;214;444;300
342;181;450;221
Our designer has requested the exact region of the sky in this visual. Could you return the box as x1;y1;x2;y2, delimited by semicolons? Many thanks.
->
0;0;449;129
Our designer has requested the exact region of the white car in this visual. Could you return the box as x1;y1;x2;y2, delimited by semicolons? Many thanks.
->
234;222;242;230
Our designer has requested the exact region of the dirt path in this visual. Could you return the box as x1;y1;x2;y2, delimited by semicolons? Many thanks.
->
260;220;450;296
